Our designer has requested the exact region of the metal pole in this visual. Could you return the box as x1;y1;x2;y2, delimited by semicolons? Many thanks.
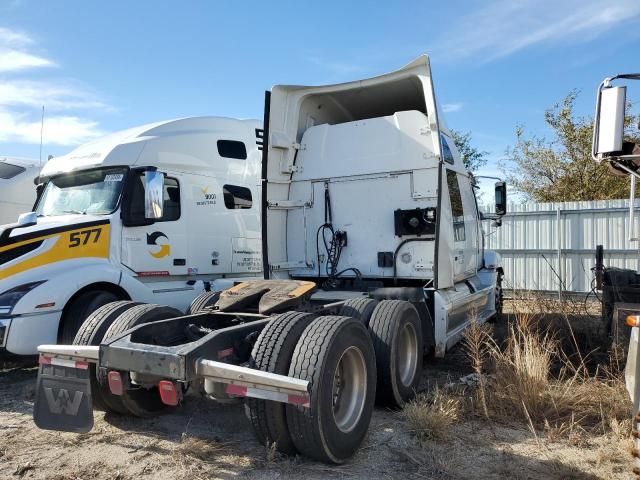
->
557;207;562;300
630;174;637;242
39;105;44;167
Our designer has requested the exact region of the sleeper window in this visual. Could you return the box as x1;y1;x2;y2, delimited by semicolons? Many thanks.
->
446;170;465;242
217;140;247;160
0;162;26;179
223;184;252;209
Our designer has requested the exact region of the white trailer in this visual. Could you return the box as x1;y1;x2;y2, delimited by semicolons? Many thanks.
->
32;55;506;463
0;156;40;226
0;116;262;358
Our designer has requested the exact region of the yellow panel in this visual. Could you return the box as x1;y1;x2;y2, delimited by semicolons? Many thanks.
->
0;224;110;281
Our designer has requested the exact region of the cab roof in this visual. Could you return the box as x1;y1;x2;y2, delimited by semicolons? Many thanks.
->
40;116;261;178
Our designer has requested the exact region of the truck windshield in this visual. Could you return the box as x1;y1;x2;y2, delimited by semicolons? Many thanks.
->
36;167;127;216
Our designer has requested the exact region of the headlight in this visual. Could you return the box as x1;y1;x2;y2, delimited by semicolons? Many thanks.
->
0;281;46;314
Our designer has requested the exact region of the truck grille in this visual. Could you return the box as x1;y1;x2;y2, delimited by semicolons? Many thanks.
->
0;321;7;347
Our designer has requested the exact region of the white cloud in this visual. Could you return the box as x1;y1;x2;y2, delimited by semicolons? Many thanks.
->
442;102;463;113
0;109;103;146
0;26;33;47
0;26;55;72
0;80;106;110
0;26;106;147
0;50;55;72
432;0;640;61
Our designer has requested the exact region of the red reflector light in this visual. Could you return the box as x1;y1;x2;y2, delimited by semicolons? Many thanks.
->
287;394;310;407
108;371;123;396
75;361;89;370
39;355;52;365
158;380;179;406
226;384;248;397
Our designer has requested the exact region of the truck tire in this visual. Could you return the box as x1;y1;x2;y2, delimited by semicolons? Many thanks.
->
490;271;504;323
286;316;376;464
73;300;141;413
103;304;184;417
60;290;119;344
338;298;378;325
247;311;317;454
368;300;422;407
186;291;220;315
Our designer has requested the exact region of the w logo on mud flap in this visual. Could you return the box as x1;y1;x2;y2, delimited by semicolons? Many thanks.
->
43;387;83;415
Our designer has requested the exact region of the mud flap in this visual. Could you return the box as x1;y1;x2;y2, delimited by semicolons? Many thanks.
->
33;361;94;433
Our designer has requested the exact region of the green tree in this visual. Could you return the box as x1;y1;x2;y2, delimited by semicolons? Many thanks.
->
451;130;488;173
502;90;639;202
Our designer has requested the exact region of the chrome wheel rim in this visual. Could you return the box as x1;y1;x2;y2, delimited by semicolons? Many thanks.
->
332;346;367;433
397;322;418;387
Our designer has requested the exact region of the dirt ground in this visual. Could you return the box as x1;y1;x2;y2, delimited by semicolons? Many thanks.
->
0;307;636;480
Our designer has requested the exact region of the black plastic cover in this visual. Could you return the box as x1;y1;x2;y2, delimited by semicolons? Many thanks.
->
394;207;437;237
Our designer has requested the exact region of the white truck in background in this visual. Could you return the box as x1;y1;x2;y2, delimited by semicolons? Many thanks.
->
0;116;263;358
32;55;507;463
0;156;40;225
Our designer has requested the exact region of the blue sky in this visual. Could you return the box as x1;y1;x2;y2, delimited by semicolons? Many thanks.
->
0;0;639;178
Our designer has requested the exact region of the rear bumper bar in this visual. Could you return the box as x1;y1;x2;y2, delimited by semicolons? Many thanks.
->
196;358;309;396
37;343;310;400
38;345;99;362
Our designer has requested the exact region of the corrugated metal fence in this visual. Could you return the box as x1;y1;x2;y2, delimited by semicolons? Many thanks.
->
483;199;640;293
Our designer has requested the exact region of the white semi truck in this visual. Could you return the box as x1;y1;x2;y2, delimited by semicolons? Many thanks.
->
0;156;40;226
32;55;506;463
0;116;263;358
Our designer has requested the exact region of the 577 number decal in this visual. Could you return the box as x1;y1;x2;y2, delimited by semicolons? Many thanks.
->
69;229;102;248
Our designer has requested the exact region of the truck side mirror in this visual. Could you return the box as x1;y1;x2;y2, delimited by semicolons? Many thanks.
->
596;86;626;156
495;181;507;216
144;170;164;220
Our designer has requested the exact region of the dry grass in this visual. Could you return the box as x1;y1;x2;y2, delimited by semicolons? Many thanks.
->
405;293;633;448
172;433;229;462
477;296;632;437
402;388;461;441
497;333;628;434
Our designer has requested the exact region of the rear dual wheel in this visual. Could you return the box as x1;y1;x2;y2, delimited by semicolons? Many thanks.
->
186;291;221;315
369;300;423;407
286;316;376;464
338;298;378;325
247;311;317;453
102;304;183;417
61;291;120;344
73;300;141;412
248;314;377;463
73;302;183;417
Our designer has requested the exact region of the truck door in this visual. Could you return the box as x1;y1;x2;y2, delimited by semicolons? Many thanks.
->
446;169;468;280
186;175;262;276
457;173;480;276
121;172;188;276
